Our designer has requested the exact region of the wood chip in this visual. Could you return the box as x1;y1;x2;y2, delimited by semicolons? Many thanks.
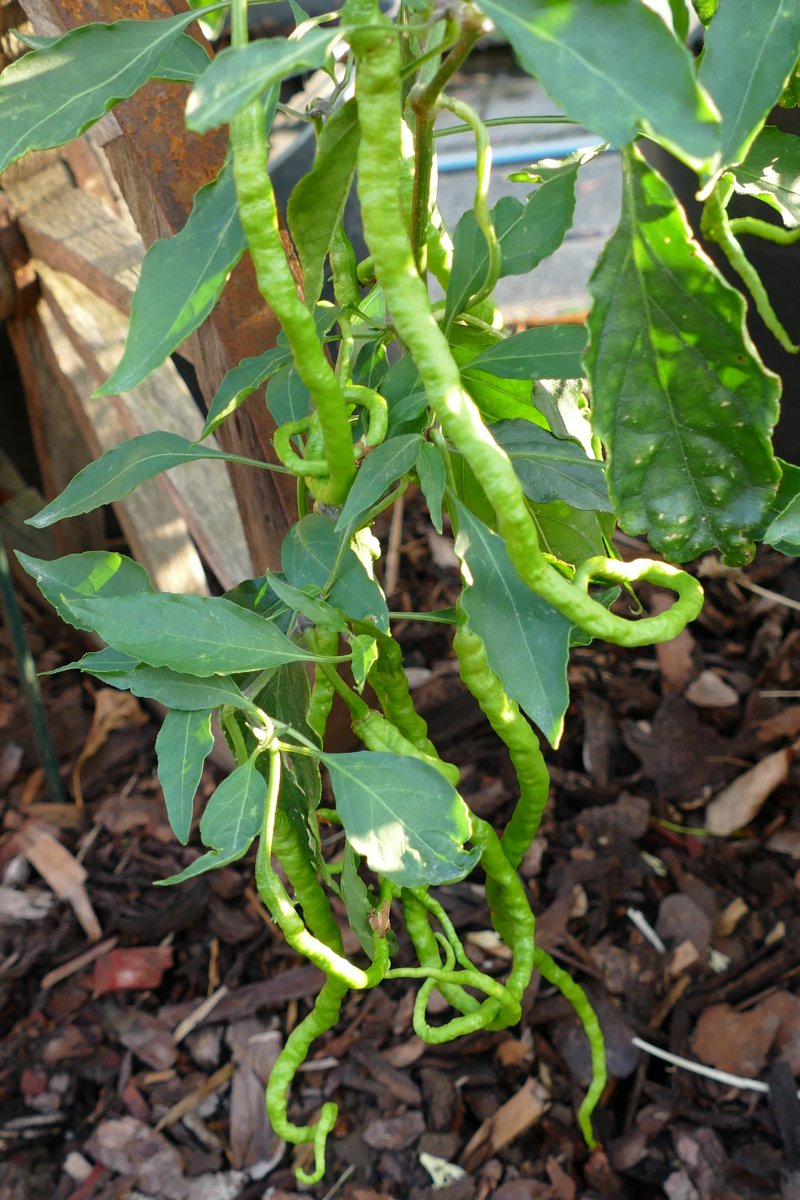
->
460;1078;550;1168
714;896;748;937
14;821;101;940
154;1062;235;1132
41;936;118;990
705;747;793;835
685;669;739;708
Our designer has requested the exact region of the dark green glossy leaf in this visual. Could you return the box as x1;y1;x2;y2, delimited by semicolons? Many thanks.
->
699;0;800;171
266;366;311;426
335;435;422;537
16;550;153;629
156;709;214;844
532;501;614;568
224;574;293;632
256;662;322;843
467;325;587;381
585;148;780;565
449;328;547;426
764;494;800;555
27;432;281;528
445;160;580;324
48;646;139;677
186;28;336;132
201;347;291;439
353;341;389;390
325;751;479;888
380;357;427;433
453;501;571;747
62;592;323;675
158;757;267;884
450;453;496;529
282;514;389;632
99;161;245;395
732;126;800;228
287;100;360;307
0;10;215;173
492;420;610;512
479;0;718;171
416;441;446;534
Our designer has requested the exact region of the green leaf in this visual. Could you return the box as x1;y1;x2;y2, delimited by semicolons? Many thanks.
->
62;592;324;675
264;573;348;634
532;501;614;568
282;514;389;632
699;0;800;171
98;162;245;395
380;357;427;433
156;709;214;844
353;341;389;391
478;0;719;172
530;378;594;455
453;501;571;747
27;432;279;528
15;30;211;83
335;435;422;537
445;159;581;324
450;327;547;427
287;100;360;307
350;634;378;692
467;325;587;381
341;844;376;958
732;126;800;229
416;441;446;534
188;0;227;42
0;10;216;173
201;347;291;439
764;493;800;555
186;28;337;132
325;751;480;888
158;757;267;884
256;662;322;827
16;550;153;629
54;652;260;714
266;366;311;426
492;420;610;512
585;148;780;565
224;574;293;631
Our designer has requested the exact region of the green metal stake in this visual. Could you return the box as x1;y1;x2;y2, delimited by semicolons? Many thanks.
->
0;538;65;802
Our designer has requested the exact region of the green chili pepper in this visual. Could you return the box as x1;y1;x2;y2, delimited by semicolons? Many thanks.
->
454;619;549;869
229;2;356;505
344;0;703;647
353;708;460;786
273;806;344;953
274;415;331;478
307;629;339;742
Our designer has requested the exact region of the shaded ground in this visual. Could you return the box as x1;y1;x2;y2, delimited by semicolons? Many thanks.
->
2;497;800;1200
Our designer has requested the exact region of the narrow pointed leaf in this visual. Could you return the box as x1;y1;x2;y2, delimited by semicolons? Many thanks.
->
0;11;217;173
335;435;422;537
158;758;267;884
16;31;211;83
732;126;800;228
51;653;260;714
341;845;376;958
201;347;291;439
282;514;389;632
264;573;348;633
48;647;140;677
492;421;610;511
764;495;800;555
453;501;571;747
325;751;480;888
478;0;719;171
98;162;245;394
16;550;153;628
445;160;580;323
586;148;780;565
156;710;214;844
416;441;446;534
27;432;282;528
186;29;336;132
266;366;311;426
467;326;587;381
287;100;361;307
61;592;324;675
699;0;800;171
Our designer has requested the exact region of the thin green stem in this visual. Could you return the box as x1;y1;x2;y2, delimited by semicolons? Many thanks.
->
727;215;800;245
435;114;573;137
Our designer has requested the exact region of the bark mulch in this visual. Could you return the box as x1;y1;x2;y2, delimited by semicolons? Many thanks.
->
2;506;800;1200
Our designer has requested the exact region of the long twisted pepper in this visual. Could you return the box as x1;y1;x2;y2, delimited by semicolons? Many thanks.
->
344;0;703;646
306;629;338;742
229;0;356;504
272;807;344;953
367;635;440;757
454;619;550;870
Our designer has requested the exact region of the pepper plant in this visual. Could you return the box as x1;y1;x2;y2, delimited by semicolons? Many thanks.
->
3;0;800;1182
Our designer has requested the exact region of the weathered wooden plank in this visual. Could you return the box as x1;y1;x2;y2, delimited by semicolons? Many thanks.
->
18;0;298;573
16;188;142;315
35;297;208;595
6;309;105;556
38;263;252;590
